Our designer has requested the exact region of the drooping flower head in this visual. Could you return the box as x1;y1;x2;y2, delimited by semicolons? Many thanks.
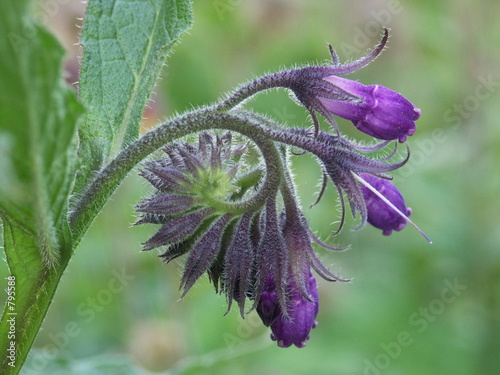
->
317;76;420;142
136;29;427;349
279;127;411;235
136;132;347;348
258;268;319;348
270;270;319;348
253;191;346;348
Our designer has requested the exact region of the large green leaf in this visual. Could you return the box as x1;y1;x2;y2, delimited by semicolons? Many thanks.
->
0;1;83;264
0;0;84;373
75;0;193;197
0;0;193;372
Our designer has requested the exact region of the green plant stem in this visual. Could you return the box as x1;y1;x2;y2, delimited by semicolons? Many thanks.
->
0;225;72;374
215;70;296;111
69;111;285;246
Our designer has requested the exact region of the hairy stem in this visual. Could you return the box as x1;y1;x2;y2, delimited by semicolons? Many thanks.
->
215;70;296;111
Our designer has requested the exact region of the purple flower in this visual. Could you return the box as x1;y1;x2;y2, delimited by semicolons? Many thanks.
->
359;173;411;235
279;128;410;233
256;275;281;327
318;76;420;142
287;28;420;142
270;270;319;348
254;197;346;348
257;269;319;349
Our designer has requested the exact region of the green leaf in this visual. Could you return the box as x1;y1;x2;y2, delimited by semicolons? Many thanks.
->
75;0;193;197
0;0;84;373
0;2;83;265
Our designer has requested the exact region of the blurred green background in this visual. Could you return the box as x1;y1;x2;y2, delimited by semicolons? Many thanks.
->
3;0;500;374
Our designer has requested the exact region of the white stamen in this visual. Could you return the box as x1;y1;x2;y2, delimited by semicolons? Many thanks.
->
352;172;432;244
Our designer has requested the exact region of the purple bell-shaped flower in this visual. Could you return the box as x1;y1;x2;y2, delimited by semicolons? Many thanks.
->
257;269;319;348
359;173;412;235
318;75;420;142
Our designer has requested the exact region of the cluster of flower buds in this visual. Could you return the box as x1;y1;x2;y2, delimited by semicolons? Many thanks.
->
137;132;346;347
136;29;426;348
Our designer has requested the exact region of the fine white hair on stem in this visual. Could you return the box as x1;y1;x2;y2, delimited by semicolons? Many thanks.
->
351;172;432;244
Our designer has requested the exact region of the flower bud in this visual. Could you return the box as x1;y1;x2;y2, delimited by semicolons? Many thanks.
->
259;269;319;348
318;76;420;142
256;275;281;327
359;173;411;235
285;30;420;142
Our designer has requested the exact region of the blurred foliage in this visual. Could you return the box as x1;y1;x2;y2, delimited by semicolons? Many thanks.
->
1;0;499;374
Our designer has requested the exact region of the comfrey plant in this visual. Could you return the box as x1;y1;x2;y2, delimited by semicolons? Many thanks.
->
0;1;430;372
132;28;430;348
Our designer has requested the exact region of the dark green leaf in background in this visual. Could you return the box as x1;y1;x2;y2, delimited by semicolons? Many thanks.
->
0;0;84;266
0;0;84;371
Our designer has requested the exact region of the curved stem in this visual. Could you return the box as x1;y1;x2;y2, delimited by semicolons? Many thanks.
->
69;112;284;246
279;146;300;218
215;70;296;111
233;111;406;172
